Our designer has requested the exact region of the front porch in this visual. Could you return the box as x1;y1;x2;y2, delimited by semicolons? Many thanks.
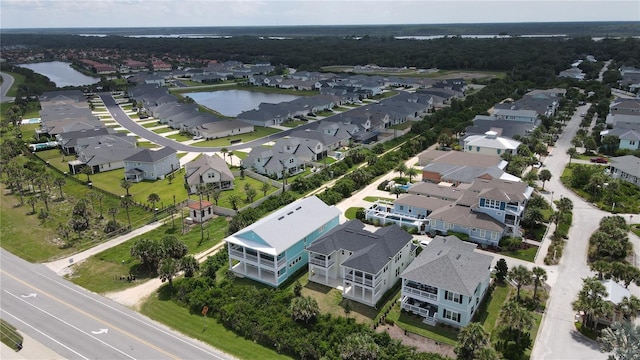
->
231;262;278;287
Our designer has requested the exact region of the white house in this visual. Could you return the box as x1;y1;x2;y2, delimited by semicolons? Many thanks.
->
608;155;640;187
187;200;215;223
463;131;521;157
123;147;180;182
400;235;492;328
225;196;341;287
306;220;415;307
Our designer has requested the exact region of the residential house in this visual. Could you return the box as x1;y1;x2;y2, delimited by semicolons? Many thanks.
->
243;145;306;179
123;147;180;182
225;196;341;286
608;155;640;187
598;279;632;326
418;149;517;186
191;119;254;140
307;220;415;307
400;235;492;327
599;128;640;151
69;136;141;175
559;67;585;80
463;131;521;157
184;154;234;194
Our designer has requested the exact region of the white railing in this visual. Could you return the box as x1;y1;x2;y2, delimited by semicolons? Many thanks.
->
401;302;437;325
403;286;438;301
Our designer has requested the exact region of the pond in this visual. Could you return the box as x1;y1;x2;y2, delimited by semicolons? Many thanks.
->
186;90;301;117
18;61;100;87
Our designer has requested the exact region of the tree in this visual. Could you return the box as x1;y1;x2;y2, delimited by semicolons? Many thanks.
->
211;188;222;206
557;197;573;215
617;296;640;322
494;258;509;283
158;257;179;292
131;238;164;272
532;266;548;299
405;167;418;183
455;322;491;360
53;177;66;200
498;300;535;358
394;163;407;179
573;277;614;331
220;148;228;163
598;321;640;360
290;296;320;324
567;147;578;165
584;137;598;154
108;207;119;223
179;255;199;278
120;196;133;228
161;235;188;259
509;265;532;301
437;133;452;148
538;169;552;190
244;185;257;203
523;206;544;231
27;196;37;214
80;166;93;183
147;193;160;220
228;194;241;211
293;280;303;297
260;182;271;197
338;333;379;360
120;179;133;197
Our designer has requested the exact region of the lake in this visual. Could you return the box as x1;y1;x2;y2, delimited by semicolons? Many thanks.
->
18;61;100;87
186;90;302;117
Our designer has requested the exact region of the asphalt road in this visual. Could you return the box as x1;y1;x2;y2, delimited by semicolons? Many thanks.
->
0;249;235;360
0;71;16;103
99;93;315;152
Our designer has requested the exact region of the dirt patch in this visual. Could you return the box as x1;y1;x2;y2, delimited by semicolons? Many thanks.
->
377;324;456;358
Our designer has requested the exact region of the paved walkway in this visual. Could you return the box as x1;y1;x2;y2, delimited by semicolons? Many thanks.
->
45;222;165;275
0;332;65;360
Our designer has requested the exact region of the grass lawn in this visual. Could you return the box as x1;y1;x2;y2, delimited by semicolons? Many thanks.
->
280;120;307;128
631;224;640;238
387;307;459;346
90;168;187;206
363;196;393;202
2;71;26;97
477;283;511;336
501;246;538;262
191;126;281;148
345;207;364;220
0;318;23;350
69;217;228;293
151;127;174;134
142;121;161;128
213;176;279;209
136;141;160;148
140;287;291;360
232;151;249;160
167;133;191;142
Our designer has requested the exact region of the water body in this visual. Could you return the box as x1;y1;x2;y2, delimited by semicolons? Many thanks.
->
18;61;100;87
187;90;301;117
394;34;568;40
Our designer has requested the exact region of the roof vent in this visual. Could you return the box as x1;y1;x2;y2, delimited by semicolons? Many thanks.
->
278;216;285;220
437;250;442;256
456;254;461;260
295;206;302;211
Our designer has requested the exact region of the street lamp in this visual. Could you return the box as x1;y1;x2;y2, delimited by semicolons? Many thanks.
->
550;191;554;209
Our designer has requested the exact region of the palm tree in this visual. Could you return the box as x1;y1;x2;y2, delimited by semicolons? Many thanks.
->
147;193;160;220
80;166;93;183
509;265;532;301
338;333;379;360
617;296;640;321
211;188;222;206
120;196;133;228
179;255;199;277
572;277;614;330
455;322;491;360
557;197;573;216
158;257;179;293
53;177;66;200
538;169;552;190
108;207;119;223
532;266;548;299
95;192;104;219
220;148;228;163
406;167;419;183
395;163;407;179
500;300;535;342
290;296;320;324
27;196;37;214
120;179;133;197
566;147;577;166
598;321;640;359
260;182;271;197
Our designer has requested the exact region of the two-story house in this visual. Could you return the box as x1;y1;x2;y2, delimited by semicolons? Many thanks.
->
462;131;521;157
242;146;306;179
123;147;180;182
400;235;492;328
306;220;415;307
184;154;234;194
225;196;340;287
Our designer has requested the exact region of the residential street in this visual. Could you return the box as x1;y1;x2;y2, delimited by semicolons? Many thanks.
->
0;71;16;103
531;104;640;359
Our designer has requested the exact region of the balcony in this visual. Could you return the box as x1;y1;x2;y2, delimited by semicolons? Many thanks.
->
401;297;438;326
403;285;438;301
345;273;373;287
309;257;335;268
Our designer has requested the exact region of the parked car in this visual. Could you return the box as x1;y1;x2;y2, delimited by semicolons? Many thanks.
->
590;157;608;164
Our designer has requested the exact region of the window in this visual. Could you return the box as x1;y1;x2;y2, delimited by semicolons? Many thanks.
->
479;229;486;238
497;149;501;154
468;146;472;151
491;231;498;240
476;146;480;152
483;199;501;210
443;309;461;322
445;291;463;304
399;205;404;211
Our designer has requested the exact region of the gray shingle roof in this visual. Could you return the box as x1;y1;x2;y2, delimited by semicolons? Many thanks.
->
124;147;176;163
401;235;492;296
307;220;412;274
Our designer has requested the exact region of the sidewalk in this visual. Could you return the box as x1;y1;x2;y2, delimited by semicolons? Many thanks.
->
45;222;165;275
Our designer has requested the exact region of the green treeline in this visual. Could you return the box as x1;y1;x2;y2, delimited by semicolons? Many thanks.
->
3;34;640;72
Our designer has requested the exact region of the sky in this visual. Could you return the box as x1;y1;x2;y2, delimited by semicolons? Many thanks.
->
1;0;639;29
